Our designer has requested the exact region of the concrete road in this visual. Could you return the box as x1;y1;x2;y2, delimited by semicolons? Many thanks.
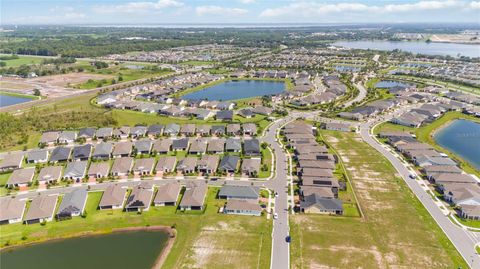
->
360;120;480;269
344;74;368;108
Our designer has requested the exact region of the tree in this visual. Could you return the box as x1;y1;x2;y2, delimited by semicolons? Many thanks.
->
33;88;41;96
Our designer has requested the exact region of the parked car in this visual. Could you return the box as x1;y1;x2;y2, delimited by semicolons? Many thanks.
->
273;213;278;219
409;174;416;179
285;235;291;243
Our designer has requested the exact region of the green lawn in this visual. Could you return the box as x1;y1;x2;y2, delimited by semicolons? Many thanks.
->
179;60;216;66
0;55;48;67
290;131;467;269
0;187;272;269
258;147;273;178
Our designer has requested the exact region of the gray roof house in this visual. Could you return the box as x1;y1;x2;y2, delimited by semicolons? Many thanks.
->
219;155;240;173
134;139;153;155
177;157;197;174
72;144;93;161
38;166;63;184
49;147;71;163
300;194;343;214
58;131;77;144
131;126;148;138
172;138;190;151
133;158;155;175
211;125;225;136
155;156;177;173
154;183;181;206
179;182;208;210
56;189;88;219
92;142;113;160
63;161;88;181
0;197;26;224
96;127;113;139
226;124;241;135
164;123;181;136
216;110;233;121
189;139;208;155
147;124;164;137
87;162;110;179
244;138;260;156
125;182;154;212
112;141;133;158
6;167;35;187
26;149;49;164
111;157;134;176
196;125;211;136
99;184;127;210
78;127;96;140
224;199;262;217
113;126;130;139
0;152;24;171
24;195;58;224
219;185;259;200
197;155;219;174
226;138;242;152
241;158;261;176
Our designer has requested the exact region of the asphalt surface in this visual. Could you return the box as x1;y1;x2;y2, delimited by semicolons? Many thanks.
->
360;119;480;269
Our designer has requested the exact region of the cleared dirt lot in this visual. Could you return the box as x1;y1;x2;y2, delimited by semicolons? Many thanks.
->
28;73;114;87
290;130;467;269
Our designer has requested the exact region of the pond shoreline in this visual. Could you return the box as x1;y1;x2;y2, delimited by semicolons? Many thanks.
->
0;226;176;269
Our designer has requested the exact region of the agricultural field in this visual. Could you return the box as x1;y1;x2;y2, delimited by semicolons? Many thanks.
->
0;187;272;269
290;130;467;269
0;54;50;67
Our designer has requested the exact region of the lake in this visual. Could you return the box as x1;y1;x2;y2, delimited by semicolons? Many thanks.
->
0;94;33;108
0;230;169;269
334;65;361;72
333;40;480;58
434;119;480;170
182;80;286;101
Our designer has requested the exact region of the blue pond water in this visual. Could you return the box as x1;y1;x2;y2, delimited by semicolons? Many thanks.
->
0;94;33;107
434;119;480;170
334;65;361;72
182;80;286;101
375;80;412;89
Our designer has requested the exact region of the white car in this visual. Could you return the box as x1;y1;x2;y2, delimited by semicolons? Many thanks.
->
273;213;278;219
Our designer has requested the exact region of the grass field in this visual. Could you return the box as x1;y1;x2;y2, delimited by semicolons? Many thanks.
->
0;187;272;269
0;55;48;67
290;131;467;269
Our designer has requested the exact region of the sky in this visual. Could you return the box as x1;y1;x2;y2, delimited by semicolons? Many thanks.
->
1;0;480;25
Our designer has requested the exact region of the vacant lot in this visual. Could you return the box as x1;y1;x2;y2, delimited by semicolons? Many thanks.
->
290;130;467;269
0;188;272;269
0;55;48;67
28;73;115;88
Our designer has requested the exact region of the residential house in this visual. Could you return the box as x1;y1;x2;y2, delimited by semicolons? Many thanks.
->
92;142;113;160
133;158;155;175
243;123;257;136
78;127;96;141
179;182;208;210
24;195;58;224
224;199;262;216
197;155;219;174
0;152;24;171
113;126;130;140
244;139;260;156
189;139;208;155
241;158;261;177
226;124;241;136
72;144;93;161
155;156;177;174
164;123;181;136
180;124;196;136
211;125;226;136
63;161;88;182
219;155;240;173
219;185;259;200
39;131;59;146
111;157;134;176
125;182;154;212
58;131;77;144
96;127;114;140
134;139;153;155
87;162;110;179
26;149;49;164
172;138;190;151
38;166;63;184
225;138;242;152
0;197;26;224
196;125;211;136
49;147;71;163
112;141;133;158
6;167;35;188
154;183;181;206
300;194;343;214
152;139;172;154
147;124;164;137
99;184;127;210
216;110;233;121
177;157;197;174
131;126;147;138
207;138;225;154
323;122;350;132
56;189;88;219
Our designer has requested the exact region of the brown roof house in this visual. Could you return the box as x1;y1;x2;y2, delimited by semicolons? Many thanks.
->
125;182;154;212
133;158;155;175
39;131;59;146
112;141;133;158
0;152;24;172
154;183;181;206
0;197;27;224
177;157;197;175
111;157;134;177
155;156;177;174
6;167;35;188
224;199;262;216
99;184;127;210
241;158;261;177
179;182;208;211
197;155;219;174
38;166;63;184
87;162;111;179
24;195;58;224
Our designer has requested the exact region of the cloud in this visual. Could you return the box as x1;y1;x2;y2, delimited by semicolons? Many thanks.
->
469;1;480;9
260;1;467;18
239;0;256;3
93;0;184;14
196;6;248;16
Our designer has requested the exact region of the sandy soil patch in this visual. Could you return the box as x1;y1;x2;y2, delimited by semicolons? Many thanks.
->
28;73;114;87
